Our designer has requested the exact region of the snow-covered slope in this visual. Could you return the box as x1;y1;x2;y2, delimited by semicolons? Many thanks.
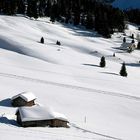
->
0;15;140;140
112;0;140;10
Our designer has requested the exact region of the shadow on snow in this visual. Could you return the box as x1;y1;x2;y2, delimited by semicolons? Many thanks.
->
0;116;19;127
0;98;12;107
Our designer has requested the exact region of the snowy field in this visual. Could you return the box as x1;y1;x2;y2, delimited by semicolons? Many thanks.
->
0;15;140;140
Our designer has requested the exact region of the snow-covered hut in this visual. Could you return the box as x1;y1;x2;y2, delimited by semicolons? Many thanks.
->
16;105;69;128
120;42;137;51
11;92;36;107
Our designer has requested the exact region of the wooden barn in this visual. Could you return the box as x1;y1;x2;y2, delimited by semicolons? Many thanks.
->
11;92;36;107
16;105;69;128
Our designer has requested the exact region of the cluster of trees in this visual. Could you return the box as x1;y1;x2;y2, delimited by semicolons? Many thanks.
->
0;0;125;38
100;56;127;77
125;9;140;25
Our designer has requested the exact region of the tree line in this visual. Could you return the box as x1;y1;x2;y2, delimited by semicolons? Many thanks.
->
0;0;138;38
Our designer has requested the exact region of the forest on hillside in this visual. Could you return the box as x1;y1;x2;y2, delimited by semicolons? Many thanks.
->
0;0;139;38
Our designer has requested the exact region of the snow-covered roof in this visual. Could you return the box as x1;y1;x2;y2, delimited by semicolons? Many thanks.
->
12;91;36;102
18;105;68;122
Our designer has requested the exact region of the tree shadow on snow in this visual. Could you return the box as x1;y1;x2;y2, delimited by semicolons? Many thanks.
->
60;23;101;38
0;38;26;55
101;72;119;76
0;98;12;107
83;64;99;68
0;116;19;127
126;63;140;68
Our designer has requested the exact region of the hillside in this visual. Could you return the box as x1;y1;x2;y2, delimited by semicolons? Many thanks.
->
0;15;140;140
112;0;140;9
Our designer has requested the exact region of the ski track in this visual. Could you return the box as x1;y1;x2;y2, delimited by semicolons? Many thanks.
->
0;72;140;101
70;123;122;140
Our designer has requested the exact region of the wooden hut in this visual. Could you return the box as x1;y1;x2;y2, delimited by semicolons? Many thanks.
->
11;92;36;107
120;42;137;51
16;105;69;128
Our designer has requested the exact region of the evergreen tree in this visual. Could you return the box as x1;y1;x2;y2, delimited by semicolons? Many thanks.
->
131;34;134;39
85;13;94;29
131;39;135;43
100;56;106;67
56;40;61;45
40;37;44;44
123;37;126;43
120;63;127;77
137;42;140;49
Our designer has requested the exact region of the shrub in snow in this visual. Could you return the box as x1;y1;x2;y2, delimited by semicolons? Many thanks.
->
56;40;61;45
100;56;106;68
40;37;44;44
120;63;127;77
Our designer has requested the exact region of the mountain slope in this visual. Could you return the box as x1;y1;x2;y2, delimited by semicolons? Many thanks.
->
0;15;140;140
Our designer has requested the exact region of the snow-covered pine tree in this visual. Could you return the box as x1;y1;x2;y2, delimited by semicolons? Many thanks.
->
100;56;106;67
40;37;44;44
123;37;126;43
120;63;127;77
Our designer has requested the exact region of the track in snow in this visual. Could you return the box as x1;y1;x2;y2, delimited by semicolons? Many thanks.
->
70;123;122;140
0;72;140;101
0;122;113;140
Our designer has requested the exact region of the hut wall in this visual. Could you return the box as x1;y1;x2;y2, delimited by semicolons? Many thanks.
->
26;100;35;106
12;97;26;107
21;120;52;127
18;119;68;128
12;97;35;107
51;119;68;127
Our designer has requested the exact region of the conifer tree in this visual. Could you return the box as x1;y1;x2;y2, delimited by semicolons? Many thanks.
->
131;39;135;43
131;34;134;39
100;56;106;67
137;42;140;49
56;40;61;45
113;53;115;57
123;37;126;43
120;63;127;77
40;37;44;44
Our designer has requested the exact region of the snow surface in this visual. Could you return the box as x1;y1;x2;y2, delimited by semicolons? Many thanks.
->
112;0;140;10
12;91;36;102
0;15;140;140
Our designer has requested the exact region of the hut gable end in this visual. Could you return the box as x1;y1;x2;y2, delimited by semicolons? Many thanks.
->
12;97;27;107
11;92;36;107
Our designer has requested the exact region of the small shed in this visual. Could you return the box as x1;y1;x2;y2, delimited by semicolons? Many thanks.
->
16;105;69;128
120;42;137;51
11;92;36;107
